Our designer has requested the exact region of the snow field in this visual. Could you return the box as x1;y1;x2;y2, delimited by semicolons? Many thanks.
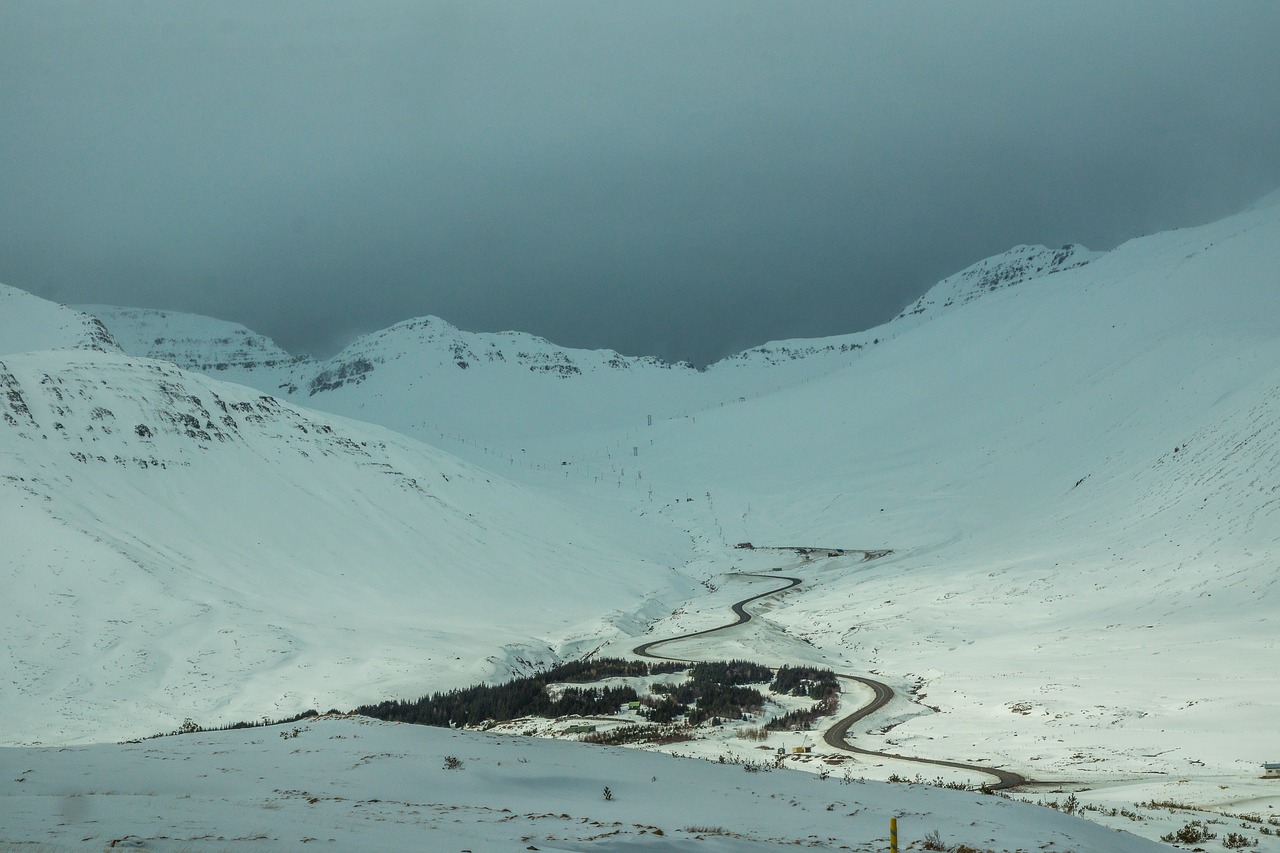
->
0;716;1169;851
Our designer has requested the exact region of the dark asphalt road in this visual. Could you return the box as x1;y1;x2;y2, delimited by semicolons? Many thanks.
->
631;556;1028;790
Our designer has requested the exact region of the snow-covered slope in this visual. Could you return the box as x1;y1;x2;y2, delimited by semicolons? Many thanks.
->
1;283;119;356
619;190;1280;780
275;315;717;450
0;341;691;745
74;304;306;389
891;242;1099;327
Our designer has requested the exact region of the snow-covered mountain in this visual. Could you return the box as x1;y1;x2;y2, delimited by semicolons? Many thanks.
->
81;241;1103;461
76;303;305;386
2;283;120;356
620;190;1280;782
891;242;1098;325
9;188;1280;848
1;314;691;745
80;308;703;451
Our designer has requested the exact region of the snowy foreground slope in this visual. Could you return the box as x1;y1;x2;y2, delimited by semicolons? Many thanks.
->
0;338;691;746
0;716;1166;852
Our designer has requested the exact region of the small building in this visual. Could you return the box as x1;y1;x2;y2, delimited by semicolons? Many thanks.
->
564;724;597;734
1264;762;1280;778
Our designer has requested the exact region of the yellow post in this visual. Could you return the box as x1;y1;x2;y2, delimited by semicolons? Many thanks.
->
889;816;898;853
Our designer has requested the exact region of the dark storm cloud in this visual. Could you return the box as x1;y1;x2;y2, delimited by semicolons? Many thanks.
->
3;1;1279;365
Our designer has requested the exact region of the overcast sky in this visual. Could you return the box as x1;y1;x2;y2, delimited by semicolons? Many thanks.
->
3;1;1279;365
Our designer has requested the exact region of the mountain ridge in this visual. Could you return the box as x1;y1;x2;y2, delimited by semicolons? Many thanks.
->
81;240;1100;385
75;240;1105;457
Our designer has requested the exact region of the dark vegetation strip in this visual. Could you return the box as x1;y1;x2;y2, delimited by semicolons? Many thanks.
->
353;658;684;728
138;657;842;741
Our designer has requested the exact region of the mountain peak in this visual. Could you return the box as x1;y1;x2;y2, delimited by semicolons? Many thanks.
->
73;304;303;375
1;284;121;356
895;242;1098;325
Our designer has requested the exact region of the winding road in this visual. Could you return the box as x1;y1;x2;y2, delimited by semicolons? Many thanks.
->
631;555;1027;791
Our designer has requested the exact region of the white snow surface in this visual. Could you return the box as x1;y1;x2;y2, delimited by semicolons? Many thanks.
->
73;304;304;389
1;284;119;356
8;189;1280;848
0;715;1167;852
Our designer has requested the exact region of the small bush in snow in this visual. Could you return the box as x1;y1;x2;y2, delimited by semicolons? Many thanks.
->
921;830;947;851
1161;820;1216;844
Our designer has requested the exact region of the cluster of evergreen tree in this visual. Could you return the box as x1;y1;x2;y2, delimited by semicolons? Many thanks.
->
676;681;766;725
641;659;771;725
146;658;843;742
763;665;839;731
542;658;682;682
764;694;839;731
769;665;839;699
689;659;774;685
353;657;679;729
580;723;693;746
644;696;688;724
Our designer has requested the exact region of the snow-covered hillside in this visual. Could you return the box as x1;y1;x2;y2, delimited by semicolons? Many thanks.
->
619;189;1280;782
75;303;306;388
891;242;1099;327
0;340;692;745
1;283;119;356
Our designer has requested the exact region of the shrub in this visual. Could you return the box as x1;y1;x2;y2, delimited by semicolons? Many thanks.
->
921;830;947;851
1161;821;1216;844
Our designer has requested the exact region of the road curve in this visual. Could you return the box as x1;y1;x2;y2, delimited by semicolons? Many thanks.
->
822;680;1027;790
632;572;801;661
632;562;1027;791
